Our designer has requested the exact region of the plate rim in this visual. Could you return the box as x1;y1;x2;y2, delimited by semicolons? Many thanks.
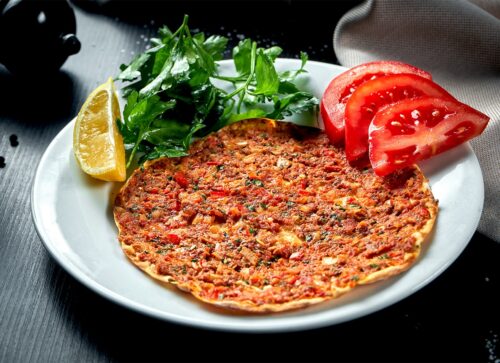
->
31;58;484;333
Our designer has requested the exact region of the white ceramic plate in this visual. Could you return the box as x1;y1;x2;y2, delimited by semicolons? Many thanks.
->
32;59;484;332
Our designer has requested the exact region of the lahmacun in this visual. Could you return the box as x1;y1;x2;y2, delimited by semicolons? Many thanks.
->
114;119;437;312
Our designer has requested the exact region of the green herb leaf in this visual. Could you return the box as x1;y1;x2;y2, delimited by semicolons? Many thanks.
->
278;80;300;94
143;145;188;161
267;92;318;119
228;109;267;123
203;35;228;61
263;46;283;61
127;96;176;131
232;39;253;75
140;50;190;97
253;49;279;96
280;51;308;81
151;46;171;77
158;25;173;40
117;53;151;82
143;121;190;145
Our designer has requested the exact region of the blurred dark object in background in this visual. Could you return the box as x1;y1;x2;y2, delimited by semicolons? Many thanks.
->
0;0;80;76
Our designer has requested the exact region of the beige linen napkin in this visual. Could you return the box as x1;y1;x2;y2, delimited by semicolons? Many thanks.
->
334;0;500;242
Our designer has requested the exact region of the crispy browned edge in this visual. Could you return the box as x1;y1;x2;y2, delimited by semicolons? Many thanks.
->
113;118;438;313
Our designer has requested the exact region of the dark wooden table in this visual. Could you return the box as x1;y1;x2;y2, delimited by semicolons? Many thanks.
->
1;1;499;361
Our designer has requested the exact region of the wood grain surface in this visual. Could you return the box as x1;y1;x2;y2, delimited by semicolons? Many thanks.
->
0;2;498;362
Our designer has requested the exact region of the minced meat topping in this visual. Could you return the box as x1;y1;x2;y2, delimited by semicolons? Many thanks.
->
114;119;437;310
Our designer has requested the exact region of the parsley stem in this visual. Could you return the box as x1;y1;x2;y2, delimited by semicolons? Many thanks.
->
212;75;247;82
175;15;190;37
223;41;257;101
127;129;144;168
236;90;245;113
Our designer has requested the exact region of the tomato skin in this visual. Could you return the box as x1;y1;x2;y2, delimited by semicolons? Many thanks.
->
344;74;455;163
321;61;431;144
369;97;490;176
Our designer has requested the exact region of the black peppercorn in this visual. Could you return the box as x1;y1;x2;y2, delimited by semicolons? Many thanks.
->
9;134;18;147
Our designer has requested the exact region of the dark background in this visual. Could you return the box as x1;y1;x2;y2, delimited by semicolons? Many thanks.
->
0;1;499;362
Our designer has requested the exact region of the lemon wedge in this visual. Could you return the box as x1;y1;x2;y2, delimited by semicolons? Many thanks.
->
73;77;126;182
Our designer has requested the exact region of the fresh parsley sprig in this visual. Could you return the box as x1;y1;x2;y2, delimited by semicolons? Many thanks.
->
116;15;318;167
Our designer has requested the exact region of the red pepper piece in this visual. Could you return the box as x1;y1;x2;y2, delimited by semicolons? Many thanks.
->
166;233;181;244
210;190;228;198
174;172;189;188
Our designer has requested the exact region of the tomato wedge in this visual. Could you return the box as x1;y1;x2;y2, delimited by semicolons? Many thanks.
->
320;61;431;144
369;97;490;176
344;74;457;163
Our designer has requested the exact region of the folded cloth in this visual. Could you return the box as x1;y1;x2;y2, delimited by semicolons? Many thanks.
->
334;0;500;242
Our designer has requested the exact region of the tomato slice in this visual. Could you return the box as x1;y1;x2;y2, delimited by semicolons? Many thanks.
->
369;97;490;176
320;61;431;144
344;74;457;163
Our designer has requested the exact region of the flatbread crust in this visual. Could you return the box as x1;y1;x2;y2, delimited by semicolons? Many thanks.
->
114;119;437;313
